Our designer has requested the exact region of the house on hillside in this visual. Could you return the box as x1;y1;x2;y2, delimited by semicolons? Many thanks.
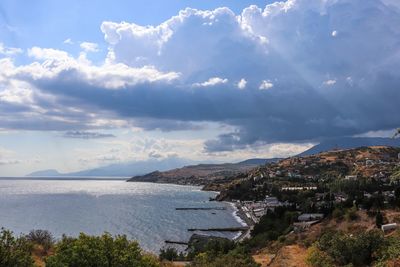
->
381;223;397;233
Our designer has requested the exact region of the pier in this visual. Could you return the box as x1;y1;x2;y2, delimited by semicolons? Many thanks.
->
188;226;249;232
176;207;226;210
165;240;189;245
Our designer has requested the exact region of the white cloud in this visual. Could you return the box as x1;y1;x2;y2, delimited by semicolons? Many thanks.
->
0;147;21;165
63;38;74;45
23;47;180;88
80;42;99;52
0;43;23;56
323;79;336;86
237;78;247;89
193;77;228;87
0;159;21;165
100;7;266;80
0;0;399;153
259;80;273;90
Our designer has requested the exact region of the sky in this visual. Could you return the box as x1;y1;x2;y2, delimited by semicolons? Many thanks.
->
0;0;399;176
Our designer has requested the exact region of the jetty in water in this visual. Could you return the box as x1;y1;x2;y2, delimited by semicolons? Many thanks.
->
175;207;226;210
165;240;189;245
188;226;249;232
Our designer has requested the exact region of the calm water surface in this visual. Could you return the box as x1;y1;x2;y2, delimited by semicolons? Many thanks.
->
0;179;242;252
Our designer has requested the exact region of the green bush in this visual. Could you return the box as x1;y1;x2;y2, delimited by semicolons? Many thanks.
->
345;206;359;221
375;232;400;265
332;207;344;221
306;244;334;267
0;228;34;267
317;229;385;266
190;246;258;267
159;247;179;261
46;232;160;267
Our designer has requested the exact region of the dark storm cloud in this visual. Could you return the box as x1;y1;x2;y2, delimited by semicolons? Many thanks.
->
1;0;400;152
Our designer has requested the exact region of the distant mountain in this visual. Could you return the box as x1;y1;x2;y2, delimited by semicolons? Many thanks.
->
128;158;280;187
298;137;400;156
27;156;280;178
27;157;194;177
28;169;62;177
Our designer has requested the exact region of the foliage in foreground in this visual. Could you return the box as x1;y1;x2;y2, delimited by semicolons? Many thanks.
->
46;232;160;267
245;206;297;249
26;229;55;253
0;228;34;267
305;229;400;267
190;246;259;267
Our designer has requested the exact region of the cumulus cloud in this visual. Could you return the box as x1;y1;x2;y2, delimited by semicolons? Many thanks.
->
323;79;336;86
237;78;247;89
80;42;99;52
63;38;74;45
63;131;116;139
0;43;23;56
259;80;274;90
24;47;179;87
193;77;228;87
0;0;399;153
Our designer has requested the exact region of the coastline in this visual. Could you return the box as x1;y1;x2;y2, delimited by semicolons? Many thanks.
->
226;201;256;242
129;179;253;243
227;202;248;227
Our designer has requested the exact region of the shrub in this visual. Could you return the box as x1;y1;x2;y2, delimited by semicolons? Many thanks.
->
345;206;359;221
317;229;385;266
306;244;334;267
190;247;258;267
332;207;344;221
159;247;179;261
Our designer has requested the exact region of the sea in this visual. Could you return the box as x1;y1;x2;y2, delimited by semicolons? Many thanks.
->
0;178;243;252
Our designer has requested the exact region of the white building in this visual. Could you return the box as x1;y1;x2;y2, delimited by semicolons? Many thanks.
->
381;223;397;233
345;175;357;180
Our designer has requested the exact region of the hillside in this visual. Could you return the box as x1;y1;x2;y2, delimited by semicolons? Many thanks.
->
216;146;400;200
127;158;278;187
299;137;400;156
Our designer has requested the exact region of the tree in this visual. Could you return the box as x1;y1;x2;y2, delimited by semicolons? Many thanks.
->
376;211;384;228
0;228;34;267
159;247;179;261
26;229;54;253
317;230;385;266
306;245;334;267
46;232;160;267
345;205;359;221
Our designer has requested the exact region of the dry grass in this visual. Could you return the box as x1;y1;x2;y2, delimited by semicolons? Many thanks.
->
269;245;308;267
251;210;400;267
252;253;274;267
